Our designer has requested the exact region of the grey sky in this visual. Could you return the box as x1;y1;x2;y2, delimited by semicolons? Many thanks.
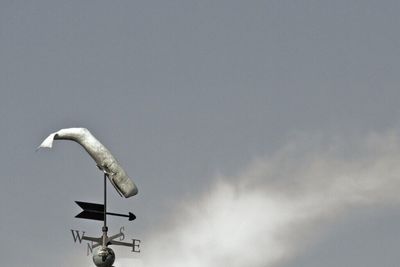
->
1;1;400;266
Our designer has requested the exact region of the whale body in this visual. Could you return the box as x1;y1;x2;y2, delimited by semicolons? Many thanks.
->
38;128;138;198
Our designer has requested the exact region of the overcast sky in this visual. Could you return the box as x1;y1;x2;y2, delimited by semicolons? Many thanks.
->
1;1;400;266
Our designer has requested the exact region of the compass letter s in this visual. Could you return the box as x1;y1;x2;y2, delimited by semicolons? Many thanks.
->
119;226;125;241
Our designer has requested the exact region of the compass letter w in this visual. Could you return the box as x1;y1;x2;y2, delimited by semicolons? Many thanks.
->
71;230;85;244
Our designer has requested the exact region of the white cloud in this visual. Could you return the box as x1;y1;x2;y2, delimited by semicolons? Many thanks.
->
142;132;400;267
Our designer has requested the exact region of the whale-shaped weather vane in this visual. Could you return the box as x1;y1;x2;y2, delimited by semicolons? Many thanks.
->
38;127;138;198
38;127;141;267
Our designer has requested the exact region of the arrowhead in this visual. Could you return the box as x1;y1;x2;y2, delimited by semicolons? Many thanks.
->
128;212;136;221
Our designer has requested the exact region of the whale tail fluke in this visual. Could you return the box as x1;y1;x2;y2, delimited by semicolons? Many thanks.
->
36;132;57;150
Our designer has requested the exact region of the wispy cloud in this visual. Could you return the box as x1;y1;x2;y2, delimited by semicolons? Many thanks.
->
142;132;400;267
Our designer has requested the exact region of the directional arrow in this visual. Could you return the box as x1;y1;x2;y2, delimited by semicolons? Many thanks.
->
75;201;136;221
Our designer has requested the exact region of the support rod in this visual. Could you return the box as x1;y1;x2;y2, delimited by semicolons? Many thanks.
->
104;173;107;228
102;173;108;248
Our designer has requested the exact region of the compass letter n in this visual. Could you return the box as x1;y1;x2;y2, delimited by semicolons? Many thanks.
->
87;242;93;256
71;230;85;244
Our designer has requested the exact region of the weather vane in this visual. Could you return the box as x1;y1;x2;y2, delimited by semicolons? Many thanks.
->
38;127;140;267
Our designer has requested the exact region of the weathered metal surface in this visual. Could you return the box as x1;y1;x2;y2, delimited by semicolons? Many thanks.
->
38;128;138;198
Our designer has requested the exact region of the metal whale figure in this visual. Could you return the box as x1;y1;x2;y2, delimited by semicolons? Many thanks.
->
38;128;138;198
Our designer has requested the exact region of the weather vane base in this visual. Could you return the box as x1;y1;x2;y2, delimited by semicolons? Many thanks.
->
72;173;141;267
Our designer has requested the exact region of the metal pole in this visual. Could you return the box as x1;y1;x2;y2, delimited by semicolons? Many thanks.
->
102;173;108;248
104;173;107;227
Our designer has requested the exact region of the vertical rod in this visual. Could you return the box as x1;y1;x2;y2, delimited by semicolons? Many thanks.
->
102;173;108;248
104;173;107;228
